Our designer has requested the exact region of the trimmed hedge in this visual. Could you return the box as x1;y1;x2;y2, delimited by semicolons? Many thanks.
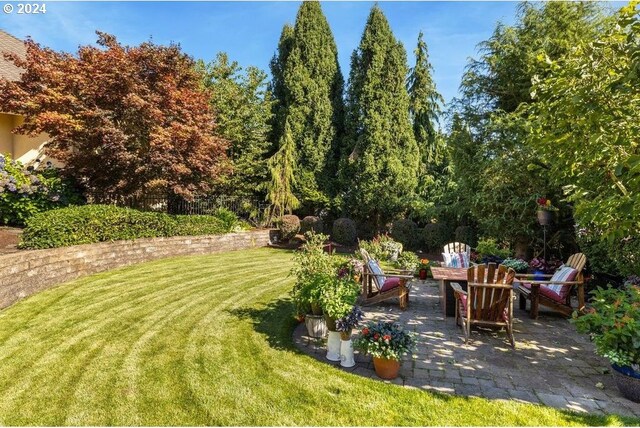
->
278;214;300;241
332;218;357;245
300;216;323;234
390;219;418;250
20;204;238;249
422;223;450;252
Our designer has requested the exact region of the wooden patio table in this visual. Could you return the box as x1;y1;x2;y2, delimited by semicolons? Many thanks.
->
431;267;469;318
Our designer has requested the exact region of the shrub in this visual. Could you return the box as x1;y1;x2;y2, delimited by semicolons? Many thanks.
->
332;217;357;245
390;219;418;250
212;207;240;231
19;205;233;249
395;251;419;272
476;238;511;263
454;225;477;247
0;154;84;226
318;274;361;320
290;232;334;316
422;223;450;252
501;258;529;273
300;216;323;234
278;214;300;241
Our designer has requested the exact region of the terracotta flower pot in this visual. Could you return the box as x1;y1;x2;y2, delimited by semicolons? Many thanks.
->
373;357;401;380
419;268;428;280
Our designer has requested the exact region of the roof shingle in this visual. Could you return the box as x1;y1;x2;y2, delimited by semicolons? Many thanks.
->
0;29;26;81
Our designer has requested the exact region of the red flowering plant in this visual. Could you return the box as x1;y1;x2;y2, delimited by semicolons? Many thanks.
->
353;321;416;361
536;197;559;212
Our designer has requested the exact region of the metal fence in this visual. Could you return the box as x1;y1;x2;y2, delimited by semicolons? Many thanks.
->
103;193;270;224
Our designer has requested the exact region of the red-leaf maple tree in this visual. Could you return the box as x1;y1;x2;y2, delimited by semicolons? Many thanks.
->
0;32;229;200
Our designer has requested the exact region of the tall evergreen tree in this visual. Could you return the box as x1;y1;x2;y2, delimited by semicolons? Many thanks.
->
342;5;419;231
269;24;294;154
199;53;273;199
269;1;344;212
407;30;444;194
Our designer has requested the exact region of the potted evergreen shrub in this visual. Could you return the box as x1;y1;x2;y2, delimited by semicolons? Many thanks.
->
572;281;640;402
354;321;416;379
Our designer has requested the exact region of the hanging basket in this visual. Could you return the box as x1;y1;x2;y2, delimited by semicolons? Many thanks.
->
537;210;552;226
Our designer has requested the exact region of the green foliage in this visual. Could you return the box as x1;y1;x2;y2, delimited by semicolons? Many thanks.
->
318;274;360;319
422;223;450;252
0;154;84;226
270;1;345;209
300;215;323;234
395;251;420;272
475;238;511;260
290;231;334;315
358;234;403;262
572;285;640;368
454;225;478;247
267;119;300;218
449;2;603;248
278;214;301;241
501;258;530;274
390;219;419;251
332;217;357;245
341;5;419;231
198;53;273;199
212;207;241;231
407;31;445;195
526;3;640;253
19;205;235;249
353;321;417;361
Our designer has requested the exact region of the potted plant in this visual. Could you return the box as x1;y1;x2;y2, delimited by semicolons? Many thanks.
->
354;321;416;379
572;281;640;403
290;232;335;338
317;273;361;362
336;306;364;368
417;258;431;280
536;197;558;226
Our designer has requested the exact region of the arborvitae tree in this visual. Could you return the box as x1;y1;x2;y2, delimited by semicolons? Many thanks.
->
342;5;419;231
266;119;299;219
199;53;273;199
269;24;294;153
407;30;444;194
269;1;344;211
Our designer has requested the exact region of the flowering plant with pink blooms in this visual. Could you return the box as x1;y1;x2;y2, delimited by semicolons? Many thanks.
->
353;321;416;360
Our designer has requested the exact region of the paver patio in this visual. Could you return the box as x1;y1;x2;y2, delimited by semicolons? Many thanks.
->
293;279;640;418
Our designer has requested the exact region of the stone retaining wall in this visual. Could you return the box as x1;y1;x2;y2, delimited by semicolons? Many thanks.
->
0;229;274;310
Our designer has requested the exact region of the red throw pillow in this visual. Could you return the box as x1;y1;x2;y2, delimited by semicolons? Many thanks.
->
380;277;400;292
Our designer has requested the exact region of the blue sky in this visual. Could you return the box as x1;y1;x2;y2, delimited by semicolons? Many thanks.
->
2;1;532;105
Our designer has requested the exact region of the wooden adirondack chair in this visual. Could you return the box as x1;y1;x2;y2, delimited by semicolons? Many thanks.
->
359;249;413;310
443;242;473;267
450;263;517;347
515;253;587;319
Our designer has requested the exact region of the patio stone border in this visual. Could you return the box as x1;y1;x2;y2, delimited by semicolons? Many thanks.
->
0;229;274;310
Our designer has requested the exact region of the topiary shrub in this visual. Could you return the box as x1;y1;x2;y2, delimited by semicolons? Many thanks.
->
332;217;357;245
422;223;450;252
454;225;478;247
300;216;323;234
390;219;418;250
19;204;233;249
278;214;300;241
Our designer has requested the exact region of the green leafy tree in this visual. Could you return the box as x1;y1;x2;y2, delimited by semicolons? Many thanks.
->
526;2;640;274
269;24;294;154
407;31;444;194
266;119;299;219
199;53;273;198
269;1;345;211
449;2;602;253
340;5;419;231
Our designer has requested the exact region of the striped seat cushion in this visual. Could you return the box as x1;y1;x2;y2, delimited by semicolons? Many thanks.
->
547;266;578;300
367;260;386;289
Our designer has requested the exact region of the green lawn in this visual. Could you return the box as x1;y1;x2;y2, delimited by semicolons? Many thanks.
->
0;247;634;426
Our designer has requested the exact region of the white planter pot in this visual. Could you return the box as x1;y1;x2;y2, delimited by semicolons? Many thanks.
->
304;314;327;338
326;331;341;361
340;339;356;368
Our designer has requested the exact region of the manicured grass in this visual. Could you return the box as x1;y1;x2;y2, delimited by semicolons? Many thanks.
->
0;247;635;426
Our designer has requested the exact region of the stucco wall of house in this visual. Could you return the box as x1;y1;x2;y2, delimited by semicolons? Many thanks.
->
0;113;52;166
0;113;14;155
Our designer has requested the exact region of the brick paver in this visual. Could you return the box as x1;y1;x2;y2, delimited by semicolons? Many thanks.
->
292;279;640;418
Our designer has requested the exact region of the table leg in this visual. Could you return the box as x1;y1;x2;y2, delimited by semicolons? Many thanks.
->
439;279;446;318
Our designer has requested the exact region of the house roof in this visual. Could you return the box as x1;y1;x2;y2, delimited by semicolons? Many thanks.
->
0;30;26;81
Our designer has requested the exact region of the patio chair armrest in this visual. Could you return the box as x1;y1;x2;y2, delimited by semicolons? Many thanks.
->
522;280;583;286
386;273;415;279
468;282;514;289
450;282;467;296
